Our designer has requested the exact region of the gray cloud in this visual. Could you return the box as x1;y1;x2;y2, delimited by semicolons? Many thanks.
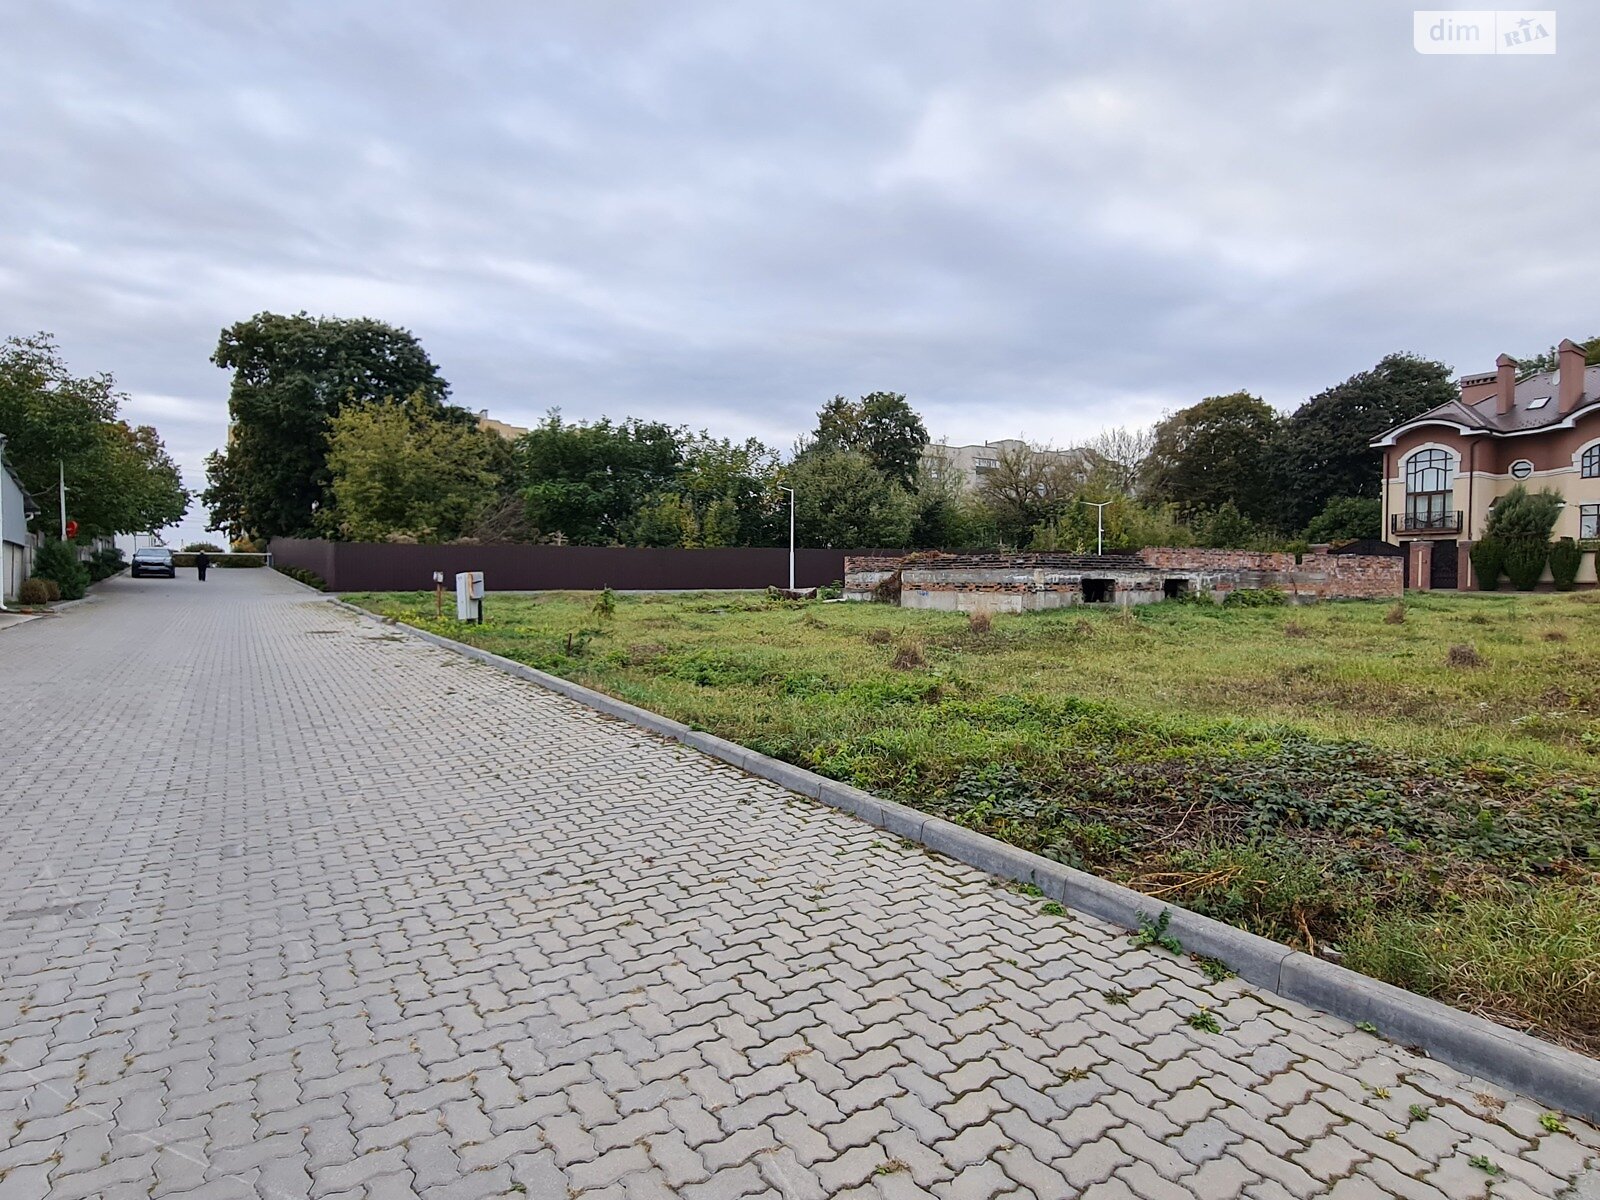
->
3;1;1597;544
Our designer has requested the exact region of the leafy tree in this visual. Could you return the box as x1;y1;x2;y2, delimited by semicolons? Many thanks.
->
677;434;781;545
910;460;996;549
1144;393;1280;523
516;412;683;544
1512;336;1600;374
809;392;929;489
1078;426;1153;496
974;441;1089;545
787;450;916;548
1274;354;1455;528
323;394;502;541
1030;494;1191;552
1304;496;1382;543
0;334;189;537
633;493;699;547
203;313;455;539
1193;501;1258;549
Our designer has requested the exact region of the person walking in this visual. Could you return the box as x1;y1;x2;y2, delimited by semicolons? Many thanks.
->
195;550;210;582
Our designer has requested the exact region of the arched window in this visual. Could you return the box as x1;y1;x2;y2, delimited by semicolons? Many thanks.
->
1403;448;1454;530
1582;444;1600;478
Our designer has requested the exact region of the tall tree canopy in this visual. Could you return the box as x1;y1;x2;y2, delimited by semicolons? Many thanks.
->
516;412;683;545
324;394;502;542
1273;353;1455;529
0;333;189;537
203;313;456;539
974;441;1090;546
808;392;929;489
788;450;916;548
1143;392;1280;522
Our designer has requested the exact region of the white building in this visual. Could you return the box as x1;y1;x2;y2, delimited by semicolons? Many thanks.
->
2;455;40;601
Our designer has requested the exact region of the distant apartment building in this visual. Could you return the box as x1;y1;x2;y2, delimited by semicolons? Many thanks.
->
476;410;529;440
1373;337;1600;589
922;438;1070;490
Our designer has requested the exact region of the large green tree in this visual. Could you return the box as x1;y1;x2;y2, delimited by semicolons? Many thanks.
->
788;450;916;548
808;392;929;489
1273;353;1455;529
516;413;683;544
323;394;502;541
1144;392;1280;523
0;333;189;537
974;441;1090;546
202;313;456;539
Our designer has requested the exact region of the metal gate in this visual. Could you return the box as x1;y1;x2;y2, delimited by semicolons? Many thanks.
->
1430;540;1458;590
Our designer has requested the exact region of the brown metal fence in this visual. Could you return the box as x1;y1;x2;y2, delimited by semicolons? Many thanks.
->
268;539;873;593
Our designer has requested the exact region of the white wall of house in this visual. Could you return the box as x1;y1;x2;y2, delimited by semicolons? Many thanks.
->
2;467;33;600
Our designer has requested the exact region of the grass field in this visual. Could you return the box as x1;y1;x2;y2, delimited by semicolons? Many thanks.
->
348;587;1600;1052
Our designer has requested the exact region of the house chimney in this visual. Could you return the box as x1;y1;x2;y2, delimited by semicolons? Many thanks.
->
1559;338;1586;415
1495;353;1516;416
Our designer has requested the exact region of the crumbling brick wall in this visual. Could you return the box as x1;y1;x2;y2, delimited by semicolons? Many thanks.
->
846;547;1401;606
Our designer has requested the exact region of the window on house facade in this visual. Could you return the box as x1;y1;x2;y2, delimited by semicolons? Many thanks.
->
1403;448;1454;530
973;457;999;474
1582;445;1600;478
1582;504;1600;540
1510;459;1534;479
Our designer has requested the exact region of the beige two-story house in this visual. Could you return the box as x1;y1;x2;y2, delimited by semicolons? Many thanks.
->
1373;338;1600;589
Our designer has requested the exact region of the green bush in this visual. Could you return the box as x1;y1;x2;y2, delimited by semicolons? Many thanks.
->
181;541;226;554
1469;538;1504;591
1502;537;1549;591
16;577;51;605
1548;538;1582;591
86;547;126;581
1305;496;1381;543
1222;587;1288;608
273;564;327;590
32;539;90;600
1486;484;1563;540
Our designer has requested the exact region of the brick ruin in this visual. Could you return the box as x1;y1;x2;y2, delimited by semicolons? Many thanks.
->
843;547;1402;610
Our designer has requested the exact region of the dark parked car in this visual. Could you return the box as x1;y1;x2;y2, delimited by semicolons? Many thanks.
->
130;547;176;578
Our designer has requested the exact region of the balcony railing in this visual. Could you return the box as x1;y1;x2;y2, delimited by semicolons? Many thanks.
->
1391;511;1463;534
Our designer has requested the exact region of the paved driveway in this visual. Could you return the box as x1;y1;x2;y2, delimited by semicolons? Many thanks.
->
0;569;1595;1200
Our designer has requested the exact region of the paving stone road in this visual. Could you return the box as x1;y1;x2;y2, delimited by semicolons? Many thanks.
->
1;569;1596;1200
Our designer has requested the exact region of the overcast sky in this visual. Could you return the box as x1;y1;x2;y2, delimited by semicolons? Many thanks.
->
2;2;1596;542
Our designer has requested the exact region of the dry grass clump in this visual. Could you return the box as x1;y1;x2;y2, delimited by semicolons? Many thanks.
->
1448;643;1484;668
863;627;893;645
1542;628;1570;643
967;610;993;634
1384;603;1406;625
1283;620;1309;638
890;637;927;670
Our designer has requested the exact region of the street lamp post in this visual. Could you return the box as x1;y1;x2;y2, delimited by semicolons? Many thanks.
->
1077;499;1112;556
780;486;795;590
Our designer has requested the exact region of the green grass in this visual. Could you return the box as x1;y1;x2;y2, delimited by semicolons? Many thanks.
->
346;588;1600;1052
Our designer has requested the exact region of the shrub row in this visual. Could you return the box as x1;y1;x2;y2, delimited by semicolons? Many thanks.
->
273;564;327;591
1472;536;1585;591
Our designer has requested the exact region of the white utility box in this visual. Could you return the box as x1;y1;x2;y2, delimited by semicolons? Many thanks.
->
455;571;485;622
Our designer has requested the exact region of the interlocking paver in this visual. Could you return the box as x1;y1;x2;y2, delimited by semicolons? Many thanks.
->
0;570;1596;1200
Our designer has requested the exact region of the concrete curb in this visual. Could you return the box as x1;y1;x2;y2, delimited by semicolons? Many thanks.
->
331;597;1600;1124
